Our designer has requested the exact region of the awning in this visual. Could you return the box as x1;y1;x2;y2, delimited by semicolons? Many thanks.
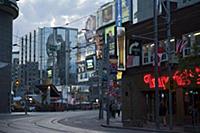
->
36;84;60;97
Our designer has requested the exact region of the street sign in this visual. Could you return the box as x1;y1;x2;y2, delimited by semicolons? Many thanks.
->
115;0;122;27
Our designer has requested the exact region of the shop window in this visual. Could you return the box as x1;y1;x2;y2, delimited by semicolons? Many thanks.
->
194;32;200;56
183;34;192;57
142;41;168;65
142;44;153;65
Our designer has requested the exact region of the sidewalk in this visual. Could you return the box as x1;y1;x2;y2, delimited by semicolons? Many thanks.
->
100;115;199;133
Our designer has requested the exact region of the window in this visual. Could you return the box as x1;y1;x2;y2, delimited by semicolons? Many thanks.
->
142;44;153;65
142;40;168;65
194;32;200;47
183;34;192;57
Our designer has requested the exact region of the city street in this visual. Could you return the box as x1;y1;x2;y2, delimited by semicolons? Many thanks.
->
0;110;154;133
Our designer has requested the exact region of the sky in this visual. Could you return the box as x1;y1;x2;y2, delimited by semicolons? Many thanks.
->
13;0;112;43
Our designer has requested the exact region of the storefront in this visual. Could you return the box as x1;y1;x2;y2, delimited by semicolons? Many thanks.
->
122;2;200;127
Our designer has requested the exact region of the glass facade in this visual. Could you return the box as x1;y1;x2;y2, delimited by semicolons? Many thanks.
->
39;27;78;86
19;27;78;88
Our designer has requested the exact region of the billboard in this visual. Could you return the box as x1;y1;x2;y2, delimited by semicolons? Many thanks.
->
95;30;104;59
85;15;96;42
127;41;141;67
96;2;115;29
105;25;116;57
86;56;95;70
117;27;126;71
122;0;131;23
102;5;113;23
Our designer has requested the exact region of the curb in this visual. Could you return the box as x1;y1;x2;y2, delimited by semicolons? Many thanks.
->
101;124;182;133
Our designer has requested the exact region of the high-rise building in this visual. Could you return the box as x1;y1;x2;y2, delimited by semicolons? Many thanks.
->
0;0;19;113
18;27;78;103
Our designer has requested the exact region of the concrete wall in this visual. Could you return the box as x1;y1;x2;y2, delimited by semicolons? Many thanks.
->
0;11;13;113
122;72;147;127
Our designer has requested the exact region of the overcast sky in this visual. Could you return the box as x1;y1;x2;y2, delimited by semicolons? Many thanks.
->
13;0;112;43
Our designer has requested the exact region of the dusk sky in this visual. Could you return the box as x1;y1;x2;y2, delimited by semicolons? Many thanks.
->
13;0;112;43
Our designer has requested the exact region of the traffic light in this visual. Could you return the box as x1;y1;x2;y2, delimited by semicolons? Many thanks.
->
15;79;20;87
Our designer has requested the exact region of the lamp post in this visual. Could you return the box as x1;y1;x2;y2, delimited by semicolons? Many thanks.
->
154;0;160;129
165;0;173;130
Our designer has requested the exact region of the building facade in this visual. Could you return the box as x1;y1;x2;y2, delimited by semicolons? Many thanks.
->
0;0;19;113
122;0;200;127
18;27;78;104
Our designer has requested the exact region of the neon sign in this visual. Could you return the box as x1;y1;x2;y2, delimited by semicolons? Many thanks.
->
144;66;200;89
173;66;200;86
144;74;169;90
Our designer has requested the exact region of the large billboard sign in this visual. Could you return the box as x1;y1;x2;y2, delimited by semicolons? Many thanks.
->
96;2;115;29
85;15;96;42
117;27;126;71
95;30;104;59
122;0;131;23
105;25;116;57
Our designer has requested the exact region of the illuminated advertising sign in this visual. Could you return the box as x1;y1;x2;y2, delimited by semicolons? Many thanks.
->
86;56;95;70
105;25;115;57
117;27;126;71
144;66;200;90
47;69;52;78
117;71;123;80
95;30;103;59
122;0;131;23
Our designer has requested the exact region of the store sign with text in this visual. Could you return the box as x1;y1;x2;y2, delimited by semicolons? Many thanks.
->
144;66;200;90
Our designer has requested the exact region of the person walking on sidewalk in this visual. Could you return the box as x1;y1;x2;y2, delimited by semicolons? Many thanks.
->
116;102;121;117
159;100;167;127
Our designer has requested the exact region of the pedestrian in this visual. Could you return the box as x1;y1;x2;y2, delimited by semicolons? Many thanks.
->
159;100;167;127
116;102;121;117
111;102;117;118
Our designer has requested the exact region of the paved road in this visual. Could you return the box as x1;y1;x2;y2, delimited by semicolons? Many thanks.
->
0;110;154;133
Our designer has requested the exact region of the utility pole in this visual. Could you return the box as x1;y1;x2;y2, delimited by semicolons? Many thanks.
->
97;56;103;119
165;0;173;130
154;0;160;129
24;35;28;115
96;31;104;119
105;37;110;125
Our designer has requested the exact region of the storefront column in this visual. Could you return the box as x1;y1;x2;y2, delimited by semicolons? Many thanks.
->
176;87;185;125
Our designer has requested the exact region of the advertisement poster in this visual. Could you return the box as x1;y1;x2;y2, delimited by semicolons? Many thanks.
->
95;30;103;59
127;41;140;67
117;27;126;71
86;56;95;70
122;0;131;23
102;5;113;23
105;25;115;57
